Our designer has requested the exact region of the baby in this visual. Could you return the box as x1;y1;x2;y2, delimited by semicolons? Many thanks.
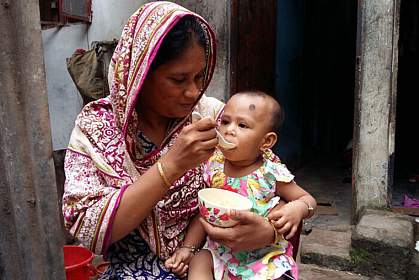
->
165;90;316;280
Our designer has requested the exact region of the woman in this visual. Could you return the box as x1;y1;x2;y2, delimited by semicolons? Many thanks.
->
63;2;285;278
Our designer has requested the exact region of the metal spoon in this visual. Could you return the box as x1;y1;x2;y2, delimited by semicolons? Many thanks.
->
191;112;236;150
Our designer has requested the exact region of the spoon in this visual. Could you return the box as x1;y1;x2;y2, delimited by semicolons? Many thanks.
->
191;112;236;150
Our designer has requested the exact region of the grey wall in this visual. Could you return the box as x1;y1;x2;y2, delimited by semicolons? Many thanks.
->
42;0;229;150
171;0;230;103
42;1;141;150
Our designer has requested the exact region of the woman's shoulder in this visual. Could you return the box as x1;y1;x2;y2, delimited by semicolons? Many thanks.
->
195;94;224;120
70;97;121;152
75;98;114;127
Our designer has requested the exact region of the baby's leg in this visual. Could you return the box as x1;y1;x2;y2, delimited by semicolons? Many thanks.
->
188;249;213;280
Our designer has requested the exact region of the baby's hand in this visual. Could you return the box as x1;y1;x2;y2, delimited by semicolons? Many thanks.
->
268;201;307;239
164;247;194;277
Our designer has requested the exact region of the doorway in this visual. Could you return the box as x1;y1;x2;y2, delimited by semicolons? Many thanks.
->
230;0;357;165
393;0;419;208
230;0;358;226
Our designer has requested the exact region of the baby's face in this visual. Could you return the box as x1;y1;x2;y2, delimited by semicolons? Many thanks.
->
219;94;272;162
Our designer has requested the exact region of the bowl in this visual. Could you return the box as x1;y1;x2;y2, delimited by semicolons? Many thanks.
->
198;188;253;227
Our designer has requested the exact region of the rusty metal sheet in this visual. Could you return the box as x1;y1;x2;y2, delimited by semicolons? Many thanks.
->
0;0;66;279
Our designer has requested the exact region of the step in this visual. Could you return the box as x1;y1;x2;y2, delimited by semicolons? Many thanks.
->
300;228;353;271
299;263;370;280
351;209;414;279
407;218;419;280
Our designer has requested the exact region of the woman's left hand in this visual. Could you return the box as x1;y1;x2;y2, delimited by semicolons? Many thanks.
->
164;247;193;277
199;210;274;252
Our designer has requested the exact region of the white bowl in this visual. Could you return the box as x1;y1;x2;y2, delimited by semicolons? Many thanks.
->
198;188;253;227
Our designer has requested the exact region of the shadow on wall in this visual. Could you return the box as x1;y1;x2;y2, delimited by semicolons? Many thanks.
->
53;149;74;244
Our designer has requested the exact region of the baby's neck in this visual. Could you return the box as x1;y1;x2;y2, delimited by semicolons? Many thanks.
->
224;156;264;178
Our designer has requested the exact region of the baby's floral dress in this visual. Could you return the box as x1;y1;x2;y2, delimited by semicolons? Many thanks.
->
202;150;298;280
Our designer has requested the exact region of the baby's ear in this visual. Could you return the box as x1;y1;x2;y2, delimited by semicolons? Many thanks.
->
260;132;277;151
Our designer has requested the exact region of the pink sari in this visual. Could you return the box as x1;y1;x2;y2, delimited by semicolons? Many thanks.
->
62;1;223;261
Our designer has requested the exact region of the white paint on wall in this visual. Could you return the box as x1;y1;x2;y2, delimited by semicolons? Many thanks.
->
42;24;88;150
88;1;141;42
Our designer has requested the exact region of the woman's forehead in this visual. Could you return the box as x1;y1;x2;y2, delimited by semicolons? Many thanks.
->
155;43;206;74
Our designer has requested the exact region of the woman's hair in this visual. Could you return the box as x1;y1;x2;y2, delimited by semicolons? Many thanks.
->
236;90;284;134
150;15;207;71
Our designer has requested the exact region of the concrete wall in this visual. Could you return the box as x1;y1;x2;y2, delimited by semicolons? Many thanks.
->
42;1;141;150
352;0;399;219
42;0;229;150
172;0;229;103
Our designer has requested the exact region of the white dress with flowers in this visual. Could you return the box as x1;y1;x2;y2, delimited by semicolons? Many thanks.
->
201;150;298;280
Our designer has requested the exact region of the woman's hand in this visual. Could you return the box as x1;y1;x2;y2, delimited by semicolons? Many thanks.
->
164;247;194;277
267;201;306;240
164;117;218;175
200;210;274;252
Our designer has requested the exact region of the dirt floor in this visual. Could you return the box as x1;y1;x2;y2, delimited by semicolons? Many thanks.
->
294;159;352;230
293;158;419;231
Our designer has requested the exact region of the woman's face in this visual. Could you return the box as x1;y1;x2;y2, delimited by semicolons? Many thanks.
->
139;42;206;119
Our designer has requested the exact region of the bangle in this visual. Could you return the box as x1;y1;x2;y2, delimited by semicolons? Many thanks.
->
180;244;200;254
264;217;284;245
157;160;171;188
290;200;314;218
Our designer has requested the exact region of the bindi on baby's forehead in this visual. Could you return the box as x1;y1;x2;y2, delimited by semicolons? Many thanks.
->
249;104;256;111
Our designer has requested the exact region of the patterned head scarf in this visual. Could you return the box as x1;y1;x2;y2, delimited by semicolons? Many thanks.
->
109;1;216;144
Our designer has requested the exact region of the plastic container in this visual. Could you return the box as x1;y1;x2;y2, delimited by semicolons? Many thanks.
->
198;188;253;227
63;245;97;280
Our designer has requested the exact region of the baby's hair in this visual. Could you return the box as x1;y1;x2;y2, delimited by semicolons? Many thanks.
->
235;90;284;134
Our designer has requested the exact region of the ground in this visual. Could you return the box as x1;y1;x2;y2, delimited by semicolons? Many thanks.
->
294;158;419;279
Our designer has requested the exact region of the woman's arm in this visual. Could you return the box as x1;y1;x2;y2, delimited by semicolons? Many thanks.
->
164;214;206;275
111;117;218;243
183;214;207;249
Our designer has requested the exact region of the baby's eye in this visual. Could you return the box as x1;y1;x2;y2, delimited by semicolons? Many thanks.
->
239;123;248;128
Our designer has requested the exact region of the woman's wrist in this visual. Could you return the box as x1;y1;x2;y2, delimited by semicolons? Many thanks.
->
158;156;185;186
157;161;172;188
179;244;200;255
264;217;283;246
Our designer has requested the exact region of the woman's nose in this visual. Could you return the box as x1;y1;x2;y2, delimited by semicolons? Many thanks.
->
184;82;200;99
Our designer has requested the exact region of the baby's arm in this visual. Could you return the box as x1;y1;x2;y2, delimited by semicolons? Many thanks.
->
267;181;317;239
164;214;206;276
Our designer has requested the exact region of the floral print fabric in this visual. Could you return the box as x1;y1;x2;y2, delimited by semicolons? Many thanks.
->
203;150;298;279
